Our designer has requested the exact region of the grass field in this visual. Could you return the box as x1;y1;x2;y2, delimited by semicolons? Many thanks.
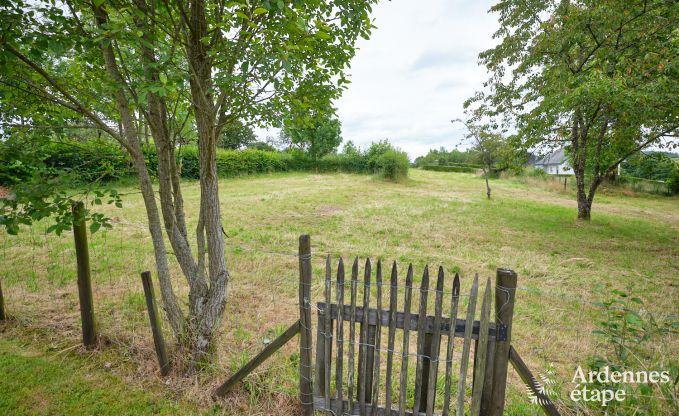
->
1;169;678;415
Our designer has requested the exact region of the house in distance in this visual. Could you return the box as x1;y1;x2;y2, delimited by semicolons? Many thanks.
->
529;148;572;174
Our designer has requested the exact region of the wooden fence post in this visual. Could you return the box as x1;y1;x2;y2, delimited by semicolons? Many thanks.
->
141;271;170;376
488;268;517;416
298;235;314;416
72;201;97;349
0;279;5;321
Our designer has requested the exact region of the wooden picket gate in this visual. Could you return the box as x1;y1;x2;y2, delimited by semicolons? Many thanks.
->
214;235;559;416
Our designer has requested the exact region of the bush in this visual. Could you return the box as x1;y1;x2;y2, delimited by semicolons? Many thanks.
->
666;170;679;195
376;150;409;182
422;165;478;174
175;146;289;179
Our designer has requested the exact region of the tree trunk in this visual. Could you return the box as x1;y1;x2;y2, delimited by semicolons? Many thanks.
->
483;166;491;199
183;0;230;365
93;4;186;336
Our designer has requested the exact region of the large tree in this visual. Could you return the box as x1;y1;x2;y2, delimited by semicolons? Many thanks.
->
281;111;342;160
0;0;377;364
218;121;256;150
469;0;679;220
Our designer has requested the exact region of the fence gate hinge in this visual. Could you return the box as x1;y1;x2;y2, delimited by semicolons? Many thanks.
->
496;323;508;342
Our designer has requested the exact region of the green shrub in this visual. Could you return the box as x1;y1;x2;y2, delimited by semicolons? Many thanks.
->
666;170;679;195
526;166;547;177
422;165;478;173
376;150;409;182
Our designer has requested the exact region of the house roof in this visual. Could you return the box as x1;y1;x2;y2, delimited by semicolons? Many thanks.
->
534;148;567;166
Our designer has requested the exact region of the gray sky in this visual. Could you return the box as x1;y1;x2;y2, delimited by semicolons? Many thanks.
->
335;0;499;159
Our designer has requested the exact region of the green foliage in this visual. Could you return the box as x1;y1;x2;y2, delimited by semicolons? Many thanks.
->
469;0;679;215
281;113;342;160
0;137;123;236
375;149;409;182
218;121;257;150
621;152;679;182
414;147;479;168
422;165;478;174
584;288;679;415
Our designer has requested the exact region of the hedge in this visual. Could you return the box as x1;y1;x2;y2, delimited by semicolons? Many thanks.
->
1;139;408;185
422;165;479;173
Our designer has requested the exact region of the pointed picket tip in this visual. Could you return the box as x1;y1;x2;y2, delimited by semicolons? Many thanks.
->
484;276;493;296
453;273;460;296
337;257;345;282
436;266;445;291
406;264;414;287
421;264;430;287
364;257;371;270
390;261;397;277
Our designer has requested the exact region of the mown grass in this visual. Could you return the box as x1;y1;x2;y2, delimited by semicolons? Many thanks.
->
0;169;677;415
0;337;189;415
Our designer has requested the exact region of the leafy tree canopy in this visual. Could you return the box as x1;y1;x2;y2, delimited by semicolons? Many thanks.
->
281;111;342;160
468;0;679;219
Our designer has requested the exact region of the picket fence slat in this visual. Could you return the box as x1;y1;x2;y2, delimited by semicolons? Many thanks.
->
359;259;372;413
456;274;479;416
425;267;445;416
371;260;384;414
348;258;359;411
470;278;492;416
335;258;346;415
384;262;398;413
413;266;430;414
442;274;461;416
324;255;333;410
398;265;414;416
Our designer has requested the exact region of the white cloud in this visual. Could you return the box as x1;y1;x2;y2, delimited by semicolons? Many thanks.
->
335;0;499;159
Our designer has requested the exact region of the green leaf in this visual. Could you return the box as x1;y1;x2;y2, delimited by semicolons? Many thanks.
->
159;73;167;84
92;0;106;6
253;7;267;15
90;222;101;233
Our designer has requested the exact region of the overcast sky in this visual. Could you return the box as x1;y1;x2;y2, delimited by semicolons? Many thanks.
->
334;0;499;159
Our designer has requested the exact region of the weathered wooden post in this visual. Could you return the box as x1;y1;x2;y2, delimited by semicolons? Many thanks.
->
72;201;97;349
298;235;314;415
141;271;170;376
0;279;5;321
488;268;517;416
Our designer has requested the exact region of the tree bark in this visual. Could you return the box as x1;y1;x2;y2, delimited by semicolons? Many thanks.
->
483;166;491;199
183;0;230;365
93;4;186;337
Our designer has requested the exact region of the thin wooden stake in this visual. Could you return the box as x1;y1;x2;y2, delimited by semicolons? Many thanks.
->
347;257;359;412
384;262;398;412
298;235;313;416
72;201;96;349
214;321;300;397
359;259;372;414
324;255;332;409
398;265;414;416
456;274;479;416
426;266;445;416
509;346;561;416
413;266;430;414
335;258;345;415
141;271;170;376
371;260;384;414
470;278;492;416
442;274;461;416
